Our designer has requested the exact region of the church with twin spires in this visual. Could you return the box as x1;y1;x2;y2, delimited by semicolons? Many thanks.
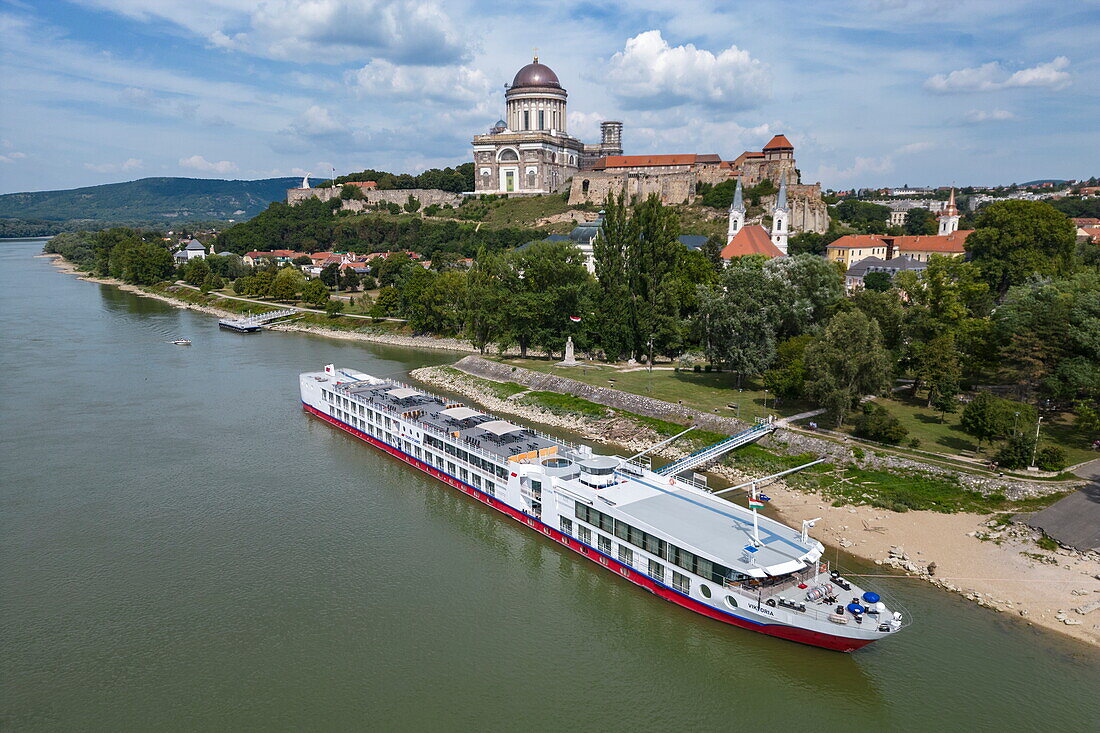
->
720;177;790;259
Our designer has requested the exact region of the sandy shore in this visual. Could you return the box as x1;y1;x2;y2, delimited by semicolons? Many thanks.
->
411;364;1100;649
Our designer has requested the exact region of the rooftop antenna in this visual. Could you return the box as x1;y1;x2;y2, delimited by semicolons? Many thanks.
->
533;47;539;63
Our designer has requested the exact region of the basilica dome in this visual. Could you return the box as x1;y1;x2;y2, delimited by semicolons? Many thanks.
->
511;60;561;89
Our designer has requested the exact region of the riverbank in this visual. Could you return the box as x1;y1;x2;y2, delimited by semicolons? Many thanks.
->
44;254;487;354
410;363;1100;649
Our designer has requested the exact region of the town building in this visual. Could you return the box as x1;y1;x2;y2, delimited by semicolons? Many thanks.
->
173;239;207;265
242;250;306;267
826;235;891;267
843;255;927;291
471;57;588;195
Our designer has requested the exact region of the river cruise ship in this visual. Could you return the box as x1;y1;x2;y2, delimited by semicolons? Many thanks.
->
301;365;908;651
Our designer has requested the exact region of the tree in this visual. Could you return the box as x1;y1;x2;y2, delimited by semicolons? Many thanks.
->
183;257;211;287
904;208;937;235
764;254;843;337
592;191;636;361
404;195;421;213
803;311;893;426
763;335;815;399
959;391;1029;451
626;195;683;358
302;279;329;306
340;268;361;292
992;432;1036;469
372;286;401;316
788;231;827;257
863;271;893;292
696;260;787;383
200;272;223;294
293;255;312;266
319;262;340;288
269;266;305;301
965;200;1076;297
853;404;909;444
917;335;962;420
325;299;345;317
700;234;725;271
465;248;511;354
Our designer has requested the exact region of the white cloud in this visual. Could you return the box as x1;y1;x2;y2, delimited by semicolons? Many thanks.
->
925;56;1070;93
897;141;934;155
179;155;238;173
568;111;605;142
349;60;491;105
84;157;143;173
208;0;467;65
965;109;1016;122
604;30;770;113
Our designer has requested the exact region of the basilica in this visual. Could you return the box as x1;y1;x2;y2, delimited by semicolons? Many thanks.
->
471;57;621;195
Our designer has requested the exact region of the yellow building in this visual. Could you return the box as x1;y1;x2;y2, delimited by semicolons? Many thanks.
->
826;235;891;267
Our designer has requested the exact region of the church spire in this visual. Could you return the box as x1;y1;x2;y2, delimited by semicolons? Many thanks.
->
727;178;746;240
938;187;960;235
771;178;789;256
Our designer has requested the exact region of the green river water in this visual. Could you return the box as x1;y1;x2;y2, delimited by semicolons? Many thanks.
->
1;239;1097;731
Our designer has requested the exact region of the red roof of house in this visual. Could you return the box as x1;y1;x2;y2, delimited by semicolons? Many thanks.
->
245;250;304;258
763;134;793;150
892;231;972;253
593;154;719;169
720;225;784;259
827;235;887;250
345;181;377;189
1072;217;1100;227
1081;226;1100;243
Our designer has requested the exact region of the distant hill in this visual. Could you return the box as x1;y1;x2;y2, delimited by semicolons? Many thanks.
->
1019;179;1070;186
0;177;302;234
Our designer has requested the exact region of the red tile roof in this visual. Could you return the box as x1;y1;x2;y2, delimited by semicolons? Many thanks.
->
594;154;719;169
345;181;377;189
763;134;793;150
720;225;784;259
1072;217;1100;227
892;231;972;253
827;235;887;250
1081;226;1100;243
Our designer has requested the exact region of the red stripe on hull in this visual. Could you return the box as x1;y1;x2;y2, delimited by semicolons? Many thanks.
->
304;402;876;653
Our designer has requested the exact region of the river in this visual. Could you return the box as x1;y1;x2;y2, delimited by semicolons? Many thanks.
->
1;238;1097;731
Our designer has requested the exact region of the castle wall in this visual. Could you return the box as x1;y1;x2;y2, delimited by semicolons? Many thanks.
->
568;171;694;206
760;186;829;234
287;187;463;209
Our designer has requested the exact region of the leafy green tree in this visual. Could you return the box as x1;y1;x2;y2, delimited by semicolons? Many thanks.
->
853;404;909;444
700;234;725;271
372;286;401;316
696;259;787;383
763;335;815;399
325;299;345;317
788;231;827;257
1035;446;1066;471
339;184;365;200
992;432;1035;469
319;262;340;288
627;195;683;357
764;254;843;337
803;310;893;426
904;208;937;235
302;279;329;306
916;335;962;420
592;191;636;361
404;195;421;213
200;272;223;293
340;268;361;292
269;266;305;301
863;271;893;292
465;248;512;354
959;392;1034;451
183;257;211;287
502;240;590;357
293;255;312;266
965;200;1076;297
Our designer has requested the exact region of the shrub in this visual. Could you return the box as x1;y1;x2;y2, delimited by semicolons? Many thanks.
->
1035;446;1067;472
908;437;921;449
704;364;713;373
325;300;344;318
853;404;909;444
693;364;702;373
992;433;1035;469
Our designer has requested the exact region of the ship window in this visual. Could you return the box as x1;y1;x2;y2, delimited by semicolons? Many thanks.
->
618;545;633;566
597;534;612;554
648;560;664;582
614;519;630;541
725;596;738;609
577;526;591;544
700;584;712;599
671;571;690;595
560;517;573;535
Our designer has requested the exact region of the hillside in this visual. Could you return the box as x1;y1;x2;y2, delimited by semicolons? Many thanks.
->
0;176;302;233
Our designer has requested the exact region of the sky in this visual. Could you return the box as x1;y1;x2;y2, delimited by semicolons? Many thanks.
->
1;0;1098;194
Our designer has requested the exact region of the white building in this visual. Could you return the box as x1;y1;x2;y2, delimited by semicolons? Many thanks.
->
173;239;206;265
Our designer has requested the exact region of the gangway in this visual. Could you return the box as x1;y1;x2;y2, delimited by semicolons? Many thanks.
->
218;308;299;333
654;419;776;477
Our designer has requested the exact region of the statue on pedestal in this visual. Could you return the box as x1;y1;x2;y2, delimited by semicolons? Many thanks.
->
556;336;581;366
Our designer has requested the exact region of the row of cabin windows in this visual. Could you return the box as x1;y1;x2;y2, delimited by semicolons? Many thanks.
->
423;434;508;479
562;516;691;594
575;504;746;586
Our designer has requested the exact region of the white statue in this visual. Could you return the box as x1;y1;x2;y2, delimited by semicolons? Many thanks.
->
557;336;581;366
301;173;311;189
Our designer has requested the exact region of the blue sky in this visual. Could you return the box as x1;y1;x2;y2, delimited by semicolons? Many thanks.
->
1;0;1097;193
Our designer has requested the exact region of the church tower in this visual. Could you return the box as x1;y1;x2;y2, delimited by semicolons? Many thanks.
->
727;178;746;241
771;178;789;255
938;187;960;235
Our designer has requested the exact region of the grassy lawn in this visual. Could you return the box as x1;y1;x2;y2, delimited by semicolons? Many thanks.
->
482;194;573;229
493;356;813;422
854;394;1097;466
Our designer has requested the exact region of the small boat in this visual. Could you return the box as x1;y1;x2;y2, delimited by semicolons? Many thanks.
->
169;339;192;346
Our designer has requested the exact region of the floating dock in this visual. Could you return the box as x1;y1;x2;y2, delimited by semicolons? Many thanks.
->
218;308;298;333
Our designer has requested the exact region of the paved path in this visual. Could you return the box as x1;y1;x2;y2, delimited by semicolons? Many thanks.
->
1021;456;1100;552
176;283;406;322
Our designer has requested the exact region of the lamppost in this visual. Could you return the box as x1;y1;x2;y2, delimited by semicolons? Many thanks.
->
1013;411;1020;436
1030;416;1043;469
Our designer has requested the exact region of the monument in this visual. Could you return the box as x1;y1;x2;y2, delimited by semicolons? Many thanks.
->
557;336;581;366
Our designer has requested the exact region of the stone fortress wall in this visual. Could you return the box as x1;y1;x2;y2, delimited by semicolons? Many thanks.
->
567;171;695;206
287;186;463;209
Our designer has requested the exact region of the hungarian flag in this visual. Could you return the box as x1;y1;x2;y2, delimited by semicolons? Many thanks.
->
748;498;765;509
569;316;582;322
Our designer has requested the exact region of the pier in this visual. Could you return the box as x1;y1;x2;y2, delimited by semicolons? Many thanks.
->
218;309;299;333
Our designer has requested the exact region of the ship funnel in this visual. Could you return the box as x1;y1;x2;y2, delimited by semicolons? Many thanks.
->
324;364;335;374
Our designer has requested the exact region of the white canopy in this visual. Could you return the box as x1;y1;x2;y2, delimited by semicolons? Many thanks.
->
440;406;483;420
386;387;421;399
478;420;524;436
